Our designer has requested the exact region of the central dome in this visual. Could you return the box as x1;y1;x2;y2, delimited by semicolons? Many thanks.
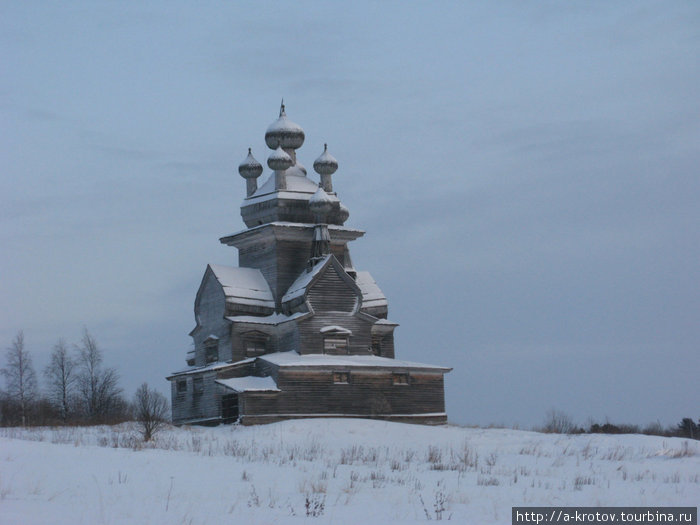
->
265;102;305;150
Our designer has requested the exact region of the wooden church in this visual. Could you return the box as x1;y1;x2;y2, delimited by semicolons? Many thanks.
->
167;104;450;425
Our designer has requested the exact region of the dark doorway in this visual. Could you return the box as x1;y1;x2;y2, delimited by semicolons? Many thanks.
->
221;393;239;423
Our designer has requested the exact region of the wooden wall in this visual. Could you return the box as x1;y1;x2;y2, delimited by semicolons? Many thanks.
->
240;368;446;425
192;271;232;365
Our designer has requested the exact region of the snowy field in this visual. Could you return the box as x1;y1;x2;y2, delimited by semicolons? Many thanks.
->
1;419;698;524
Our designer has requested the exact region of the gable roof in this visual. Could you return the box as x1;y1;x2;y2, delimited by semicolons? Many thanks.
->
354;271;388;309
208;264;274;309
282;254;360;305
281;256;329;303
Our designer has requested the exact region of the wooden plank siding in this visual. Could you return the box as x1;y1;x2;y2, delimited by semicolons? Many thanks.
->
238;368;446;425
298;314;374;355
171;372;221;425
192;271;232;366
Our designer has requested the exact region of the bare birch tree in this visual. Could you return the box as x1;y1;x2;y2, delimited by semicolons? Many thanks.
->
1;331;37;426
133;383;169;441
44;338;76;423
75;329;123;423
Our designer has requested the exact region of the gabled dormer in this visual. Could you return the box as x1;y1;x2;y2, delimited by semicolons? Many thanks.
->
281;255;362;316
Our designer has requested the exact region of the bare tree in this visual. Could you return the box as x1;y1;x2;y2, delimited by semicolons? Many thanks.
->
75;329;123;423
133;383;169;441
44;338;76;423
541;408;576;434
1;331;37;426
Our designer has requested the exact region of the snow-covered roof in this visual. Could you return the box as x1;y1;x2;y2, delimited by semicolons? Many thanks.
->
209;264;274;309
354;271;388;309
220;222;365;247
260;351;451;372
245;172;341;206
320;325;352;335
281;255;332;303
168;358;256;378
226;312;307;325
216;376;280;393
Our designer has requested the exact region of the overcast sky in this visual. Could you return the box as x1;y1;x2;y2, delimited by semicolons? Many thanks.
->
1;1;698;428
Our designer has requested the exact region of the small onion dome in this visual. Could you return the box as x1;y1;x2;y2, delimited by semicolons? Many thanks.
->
309;186;333;217
265;102;305;150
313;143;338;175
337;203;350;223
267;145;293;171
238;148;263;179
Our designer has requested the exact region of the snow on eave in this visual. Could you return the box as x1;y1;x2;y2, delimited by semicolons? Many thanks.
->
259;351;451;372
226;312;307;326
374;319;399;326
355;271;388;308
216;376;280;393
208;264;275;308
220;222;365;245
320;325;352;335
167;358;256;379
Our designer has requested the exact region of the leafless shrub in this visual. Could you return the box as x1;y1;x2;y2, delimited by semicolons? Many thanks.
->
541;409;576;434
434;489;447;520
247;484;260;507
427;445;442;464
665;441;696;458
133;383;169;441
305;494;325;517
477;475;499;486
574;475;594;490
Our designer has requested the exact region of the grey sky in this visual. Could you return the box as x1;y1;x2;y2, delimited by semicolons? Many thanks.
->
1;1;698;428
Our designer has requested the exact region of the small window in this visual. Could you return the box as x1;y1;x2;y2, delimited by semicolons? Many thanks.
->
392;373;409;385
371;335;381;356
205;341;218;363
177;380;187;394
333;371;349;384
242;331;268;357
193;377;204;394
246;341;266;357
324;337;348;354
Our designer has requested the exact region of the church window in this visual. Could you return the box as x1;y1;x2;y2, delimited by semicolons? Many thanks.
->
243;331;268;357
193;377;204;395
392;373;409;385
324;336;348;354
371;335;381;356
333;371;350;384
177;380;187;394
203;336;219;363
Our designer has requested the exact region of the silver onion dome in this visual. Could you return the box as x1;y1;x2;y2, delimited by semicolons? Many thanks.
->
313;143;338;176
265;102;305;150
309;185;333;218
238;148;263;179
267;145;294;171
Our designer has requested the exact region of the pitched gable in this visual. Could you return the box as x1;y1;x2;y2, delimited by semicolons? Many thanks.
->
282;255;361;314
208;264;275;310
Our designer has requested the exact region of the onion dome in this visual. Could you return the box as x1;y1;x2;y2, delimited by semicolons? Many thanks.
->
267;145;293;171
265;102;305;150
309;185;333;218
337;203;350;223
313;143;338;176
238;148;263;179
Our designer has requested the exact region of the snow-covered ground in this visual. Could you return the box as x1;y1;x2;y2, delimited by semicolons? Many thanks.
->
1;420;698;524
